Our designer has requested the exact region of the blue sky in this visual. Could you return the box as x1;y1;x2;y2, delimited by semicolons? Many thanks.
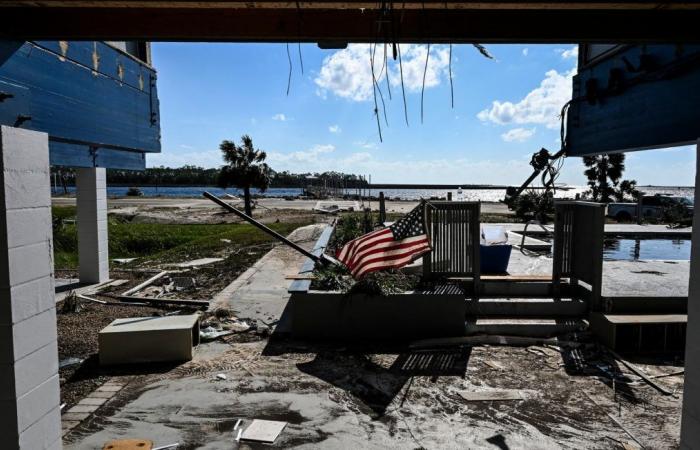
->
149;43;696;186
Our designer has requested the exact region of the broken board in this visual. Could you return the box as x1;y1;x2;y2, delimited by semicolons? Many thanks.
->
102;440;153;450
240;419;287;444
458;390;523;402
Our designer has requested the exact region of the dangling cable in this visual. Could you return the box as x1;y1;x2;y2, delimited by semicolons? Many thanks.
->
371;42;389;127
449;43;454;108
370;43;383;142
384;42;392;100
296;1;304;75
286;43;293;96
421;44;430;124
398;44;409;127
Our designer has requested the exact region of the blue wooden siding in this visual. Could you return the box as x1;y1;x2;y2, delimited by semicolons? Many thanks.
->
0;41;160;170
566;44;700;157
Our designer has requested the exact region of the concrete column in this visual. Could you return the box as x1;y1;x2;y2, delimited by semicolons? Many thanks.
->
76;167;108;284
0;126;62;449
681;141;700;448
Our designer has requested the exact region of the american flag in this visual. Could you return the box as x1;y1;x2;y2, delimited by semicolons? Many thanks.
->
336;203;432;279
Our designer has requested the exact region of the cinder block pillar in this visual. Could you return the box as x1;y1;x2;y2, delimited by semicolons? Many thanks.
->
76;167;108;284
681;140;700;449
0;126;62;449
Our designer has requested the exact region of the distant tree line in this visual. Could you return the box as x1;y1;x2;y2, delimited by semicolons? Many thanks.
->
51;166;369;189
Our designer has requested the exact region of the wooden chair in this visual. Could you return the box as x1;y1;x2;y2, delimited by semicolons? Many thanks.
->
552;201;606;309
422;201;481;297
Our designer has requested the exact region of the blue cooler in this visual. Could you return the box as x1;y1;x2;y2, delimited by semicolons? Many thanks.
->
479;226;512;274
480;244;512;274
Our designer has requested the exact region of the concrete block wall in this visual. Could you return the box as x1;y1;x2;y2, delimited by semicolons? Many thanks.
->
76;167;109;284
0;126;61;449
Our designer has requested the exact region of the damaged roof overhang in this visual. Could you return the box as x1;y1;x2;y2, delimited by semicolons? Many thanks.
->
2;1;700;42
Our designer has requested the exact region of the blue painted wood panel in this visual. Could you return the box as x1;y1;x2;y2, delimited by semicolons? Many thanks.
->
0;41;160;169
566;45;700;156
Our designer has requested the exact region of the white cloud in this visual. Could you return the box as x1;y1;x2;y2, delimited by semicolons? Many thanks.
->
267;144;335;164
558;46;578;60
522;48;529;56
329;125;341;133
272;113;288;121
389;44;451;92
501;127;536;142
314;44;451;102
477;68;575;129
354;140;378;150
147;149;223;168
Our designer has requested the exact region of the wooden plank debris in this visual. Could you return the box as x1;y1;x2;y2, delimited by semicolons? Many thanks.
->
651;370;684;379
285;274;317;280
117;295;209;309
458;390;523;402
608;349;674;396
122;271;169;297
240;419;287;444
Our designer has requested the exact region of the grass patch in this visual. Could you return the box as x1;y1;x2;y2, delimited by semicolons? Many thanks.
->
52;206;312;269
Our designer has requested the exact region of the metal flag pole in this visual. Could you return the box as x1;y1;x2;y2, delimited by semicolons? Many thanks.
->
202;191;338;266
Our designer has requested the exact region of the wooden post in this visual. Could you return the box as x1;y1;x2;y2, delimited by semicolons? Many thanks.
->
379;191;386;224
681;139;700;447
636;194;643;224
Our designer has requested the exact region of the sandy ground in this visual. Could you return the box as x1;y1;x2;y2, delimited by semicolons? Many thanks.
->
52;196;513;224
63;223;685;449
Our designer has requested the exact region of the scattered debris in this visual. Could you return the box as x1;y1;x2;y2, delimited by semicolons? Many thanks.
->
220;238;232;244
113;258;137;264
77;293;107;304
171;277;196;291
215;373;227;381
240;419;287;444
116;295;209;309
173;258;224;268
152;444;179;450
200;327;233;342
102;439;153;450
458;390;523;402
652;370;684;379
484;360;506;371
608;349;674;396
122;271;169;297
607;413;646;449
59;357;84;369
99;314;200;365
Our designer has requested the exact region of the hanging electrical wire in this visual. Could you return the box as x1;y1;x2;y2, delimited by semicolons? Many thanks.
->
371;43;390;127
449;43;454;108
285;43;293;96
421;44;430;124
369;44;383;142
296;1;304;75
383;43;392;100
397;44;409;127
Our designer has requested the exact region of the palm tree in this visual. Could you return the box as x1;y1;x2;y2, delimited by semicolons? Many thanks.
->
218;135;271;216
582;153;626;203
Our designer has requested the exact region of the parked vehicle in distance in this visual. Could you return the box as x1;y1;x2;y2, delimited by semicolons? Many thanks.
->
607;194;694;221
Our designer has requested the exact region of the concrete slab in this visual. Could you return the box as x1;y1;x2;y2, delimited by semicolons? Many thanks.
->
212;224;325;328
506;249;689;299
